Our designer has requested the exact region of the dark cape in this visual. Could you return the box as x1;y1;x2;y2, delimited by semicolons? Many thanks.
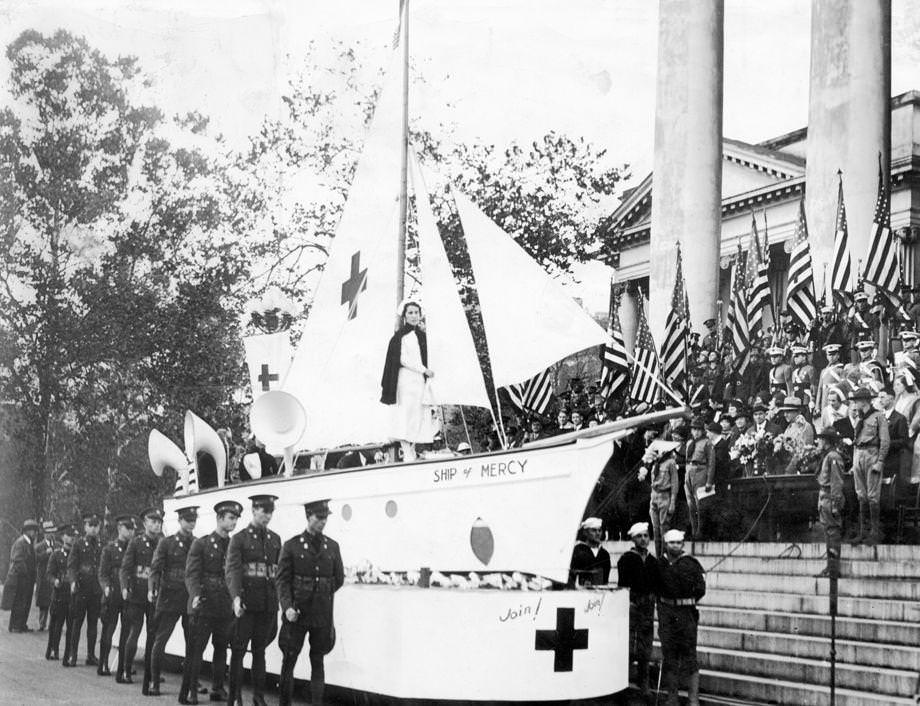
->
380;325;428;405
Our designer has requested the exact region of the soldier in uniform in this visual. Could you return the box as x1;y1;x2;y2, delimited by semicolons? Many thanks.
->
568;517;611;587
815;428;846;578
767;346;792;397
225;494;282;706
848;292;879;355
855;339;886;387
118;507;163;688
65;512;102;667
149;505;198;697
45;525;75;660
616;522;658;701
180;500;242;705
895;330;920;371
35;521;55;631
97;514;134;676
848;387;890;546
657;528;706;706
815;343;847;414
277;499;344;706
790;345;818;415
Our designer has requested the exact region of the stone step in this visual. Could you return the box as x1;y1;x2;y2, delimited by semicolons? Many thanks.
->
701;604;920;647
695;555;920;578
604;540;920;563
704;587;920;623
707;570;920;600
693;647;918;696
699;669;917;706
697;625;920;671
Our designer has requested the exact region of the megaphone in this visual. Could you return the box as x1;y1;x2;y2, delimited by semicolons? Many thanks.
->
184;411;227;490
250;391;307;476
148;429;193;495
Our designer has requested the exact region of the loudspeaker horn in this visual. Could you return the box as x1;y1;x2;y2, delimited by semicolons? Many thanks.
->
249;391;307;450
148;429;190;479
184;411;228;490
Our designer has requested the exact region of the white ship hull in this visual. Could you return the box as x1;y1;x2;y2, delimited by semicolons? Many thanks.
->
160;415;679;701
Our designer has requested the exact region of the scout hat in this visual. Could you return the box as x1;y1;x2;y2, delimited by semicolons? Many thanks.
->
663;529;685;542
304;499;331;518
175;505;199;521
627;522;649;537
214;500;243;518
581;517;603;530
249;494;278;512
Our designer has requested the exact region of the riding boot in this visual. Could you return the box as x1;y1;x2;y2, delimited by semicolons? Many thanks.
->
687;671;701;706
867;502;881;546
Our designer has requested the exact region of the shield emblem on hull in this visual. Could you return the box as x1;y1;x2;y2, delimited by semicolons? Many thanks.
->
470;517;494;565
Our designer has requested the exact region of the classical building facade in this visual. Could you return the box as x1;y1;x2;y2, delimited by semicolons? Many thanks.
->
603;91;920;350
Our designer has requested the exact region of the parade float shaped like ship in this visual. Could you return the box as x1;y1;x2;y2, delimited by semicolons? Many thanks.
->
155;3;686;701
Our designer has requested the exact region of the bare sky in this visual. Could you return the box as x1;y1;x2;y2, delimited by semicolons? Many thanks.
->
1;0;917;310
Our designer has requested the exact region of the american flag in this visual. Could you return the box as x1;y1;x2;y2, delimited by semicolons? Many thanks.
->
392;0;407;48
785;199;818;332
628;293;661;406
661;246;689;400
505;369;555;417
831;172;854;308
599;282;629;400
862;159;899;295
727;242;751;374
747;212;771;339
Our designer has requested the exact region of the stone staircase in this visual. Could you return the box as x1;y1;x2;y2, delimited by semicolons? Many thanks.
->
607;540;920;705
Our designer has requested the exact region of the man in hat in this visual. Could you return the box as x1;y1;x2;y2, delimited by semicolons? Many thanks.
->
226;495;282;706
569;517;611;587
816;343;847;414
148;505;198;696
855;340;886;387
815;428;846;578
687;367;708;410
809;305;848;368
895;329;920;372
849;387;890;546
35;520;55;631
684;418;714;540
2;518;39;633
646;442;680;557
657;529;706;706
45;525;75;660
97;514;134;676
277;499;345;706
790;346;818;414
616;522;658;701
848;291;879;354
767;347;793;397
119;507;163;686
772;397;815;473
65;512;102;666
751;403;782;437
181;500;243;705
700;318;718;352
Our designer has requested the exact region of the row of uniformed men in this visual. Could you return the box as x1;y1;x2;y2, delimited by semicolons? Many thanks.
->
42;494;343;706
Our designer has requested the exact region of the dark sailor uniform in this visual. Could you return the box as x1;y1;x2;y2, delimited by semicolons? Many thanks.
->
616;546;658;690
225;520;282;705
119;530;160;685
277;528;344;706
657;551;706;701
97;535;129;675
568;542;611;587
149;529;195;693
181;530;233;703
65;532;101;666
45;545;71;660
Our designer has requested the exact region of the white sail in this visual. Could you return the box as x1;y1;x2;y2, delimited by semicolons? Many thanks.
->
410;154;491;409
453;190;609;387
282;67;404;450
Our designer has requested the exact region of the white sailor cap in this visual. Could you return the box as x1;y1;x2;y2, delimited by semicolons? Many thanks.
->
822;343;842;353
627;521;649;537
663;529;685;542
581;517;603;530
899;330;919;340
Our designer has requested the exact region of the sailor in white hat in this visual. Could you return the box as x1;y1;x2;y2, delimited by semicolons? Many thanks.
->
658;527;706;705
568;518;610;588
615;521;657;699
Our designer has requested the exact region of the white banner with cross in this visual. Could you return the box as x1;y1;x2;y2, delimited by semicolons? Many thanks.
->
243;331;293;402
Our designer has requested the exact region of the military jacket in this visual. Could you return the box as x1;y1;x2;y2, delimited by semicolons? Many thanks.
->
276;531;344;628
657;552;706;602
186;531;231;618
816;449;846;500
791;364;817;408
98;538;129;606
616;548;659;602
46;548;71;607
225;524;281;613
769;363;793;396
150;532;194;613
120;534;159;605
67;535;101;596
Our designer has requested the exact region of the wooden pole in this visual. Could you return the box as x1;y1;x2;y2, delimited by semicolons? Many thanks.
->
395;0;410;313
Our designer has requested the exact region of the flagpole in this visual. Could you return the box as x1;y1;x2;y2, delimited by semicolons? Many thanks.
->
395;0;410;311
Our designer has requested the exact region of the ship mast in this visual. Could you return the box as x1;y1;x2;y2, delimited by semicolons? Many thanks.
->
395;0;410;312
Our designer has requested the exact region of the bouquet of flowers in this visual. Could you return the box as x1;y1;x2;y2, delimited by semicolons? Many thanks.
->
730;429;774;465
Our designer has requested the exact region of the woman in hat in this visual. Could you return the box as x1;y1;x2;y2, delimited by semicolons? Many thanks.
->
380;298;439;462
819;386;849;433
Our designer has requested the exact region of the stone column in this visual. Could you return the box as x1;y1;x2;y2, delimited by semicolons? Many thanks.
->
649;0;724;343
619;286;639;355
805;0;891;292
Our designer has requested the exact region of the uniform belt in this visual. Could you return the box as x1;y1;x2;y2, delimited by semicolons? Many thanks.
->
135;566;151;579
855;442;878;448
243;562;276;579
293;575;334;592
165;567;185;583
659;597;696;607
